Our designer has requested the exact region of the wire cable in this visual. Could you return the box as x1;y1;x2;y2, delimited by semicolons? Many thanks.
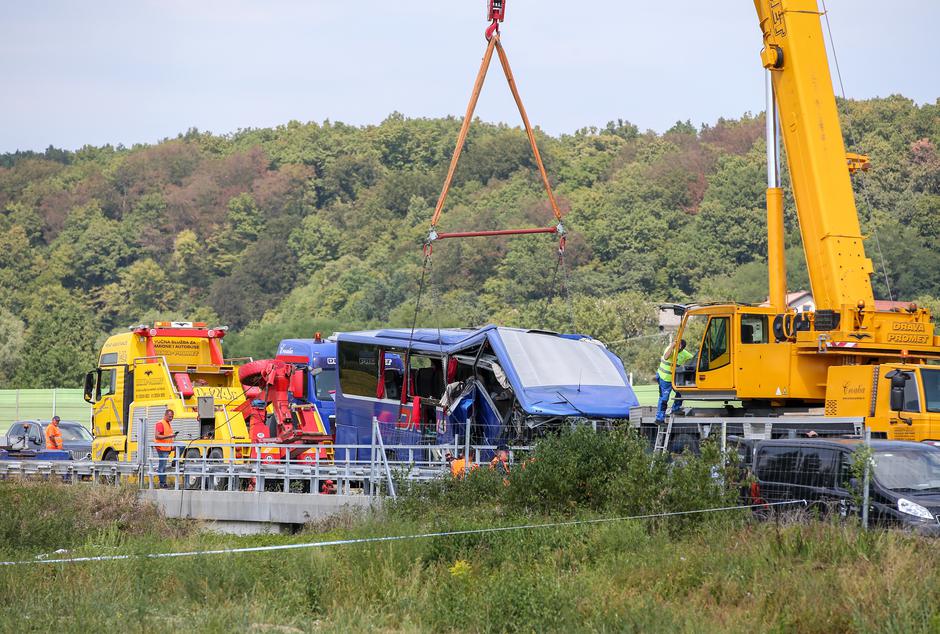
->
820;0;846;100
0;500;806;567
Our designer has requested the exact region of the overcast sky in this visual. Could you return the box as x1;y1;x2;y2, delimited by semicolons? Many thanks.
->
1;0;936;153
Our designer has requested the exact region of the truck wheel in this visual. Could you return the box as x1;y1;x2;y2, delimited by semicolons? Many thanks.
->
99;450;118;485
183;448;204;490
208;448;229;491
670;433;700;455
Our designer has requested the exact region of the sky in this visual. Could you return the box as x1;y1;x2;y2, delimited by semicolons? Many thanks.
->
1;0;937;153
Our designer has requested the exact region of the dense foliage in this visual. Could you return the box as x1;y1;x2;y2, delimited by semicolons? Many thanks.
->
1;95;937;387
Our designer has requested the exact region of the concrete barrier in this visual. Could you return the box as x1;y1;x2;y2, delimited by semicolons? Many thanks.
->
140;489;379;534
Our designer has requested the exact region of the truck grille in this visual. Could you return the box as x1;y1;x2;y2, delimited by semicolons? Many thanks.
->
130;406;201;446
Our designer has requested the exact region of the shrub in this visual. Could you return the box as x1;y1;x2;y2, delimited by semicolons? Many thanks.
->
395;427;741;534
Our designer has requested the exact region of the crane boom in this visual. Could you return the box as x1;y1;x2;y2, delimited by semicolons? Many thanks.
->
755;0;874;311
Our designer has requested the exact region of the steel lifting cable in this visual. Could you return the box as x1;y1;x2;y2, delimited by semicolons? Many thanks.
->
539;239;573;330
426;30;566;250
399;247;434;427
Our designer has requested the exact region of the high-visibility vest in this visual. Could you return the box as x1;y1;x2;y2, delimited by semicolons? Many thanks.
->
155;419;175;452
657;348;693;382
489;456;510;476
450;458;478;478
45;423;63;450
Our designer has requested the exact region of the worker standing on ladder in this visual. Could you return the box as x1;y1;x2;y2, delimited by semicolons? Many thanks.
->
655;340;691;424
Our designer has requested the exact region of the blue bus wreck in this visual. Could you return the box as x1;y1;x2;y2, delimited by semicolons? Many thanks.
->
333;326;639;457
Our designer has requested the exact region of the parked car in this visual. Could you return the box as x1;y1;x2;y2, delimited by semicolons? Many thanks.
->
3;420;92;460
737;437;940;535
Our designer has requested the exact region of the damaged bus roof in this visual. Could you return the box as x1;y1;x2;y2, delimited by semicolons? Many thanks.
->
338;325;639;419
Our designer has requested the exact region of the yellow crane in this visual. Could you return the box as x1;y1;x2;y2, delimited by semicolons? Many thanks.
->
655;0;940;447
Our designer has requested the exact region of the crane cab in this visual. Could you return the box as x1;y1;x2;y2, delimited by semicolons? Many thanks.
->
671;304;827;406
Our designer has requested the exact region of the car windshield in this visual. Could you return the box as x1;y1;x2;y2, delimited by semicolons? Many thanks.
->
497;328;626;389
922;369;940;413
57;424;92;442
315;370;338;401
872;448;940;493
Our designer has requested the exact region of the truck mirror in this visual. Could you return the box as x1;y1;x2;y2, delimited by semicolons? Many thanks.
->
886;370;909;413
83;371;97;404
290;369;306;400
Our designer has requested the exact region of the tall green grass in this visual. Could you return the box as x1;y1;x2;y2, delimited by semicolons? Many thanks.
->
1;430;939;632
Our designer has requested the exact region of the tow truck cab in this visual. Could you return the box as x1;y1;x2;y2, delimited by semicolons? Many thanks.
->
85;322;250;463
274;336;338;430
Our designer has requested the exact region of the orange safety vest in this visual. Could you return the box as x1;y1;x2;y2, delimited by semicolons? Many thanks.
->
450;458;478;478
155;419;175;452
45;423;63;450
489;456;510;476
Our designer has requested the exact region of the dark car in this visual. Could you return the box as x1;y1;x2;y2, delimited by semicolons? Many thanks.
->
737;437;940;535
4;420;92;460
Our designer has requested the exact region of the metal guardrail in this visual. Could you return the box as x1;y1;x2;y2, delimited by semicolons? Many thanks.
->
0;459;138;481
1;429;531;498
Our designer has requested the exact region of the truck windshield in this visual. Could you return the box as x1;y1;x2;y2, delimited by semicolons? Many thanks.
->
921;369;940;413
315;370;338;401
872;448;940;493
496;328;626;389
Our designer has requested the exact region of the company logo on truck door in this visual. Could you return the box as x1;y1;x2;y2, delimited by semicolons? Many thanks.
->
841;382;866;401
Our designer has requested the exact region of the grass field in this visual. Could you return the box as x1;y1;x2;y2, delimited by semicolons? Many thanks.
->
2;429;938;633
2;484;938;633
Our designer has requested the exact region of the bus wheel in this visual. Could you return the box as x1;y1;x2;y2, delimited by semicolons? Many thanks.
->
183;448;204;490
208;448;229;491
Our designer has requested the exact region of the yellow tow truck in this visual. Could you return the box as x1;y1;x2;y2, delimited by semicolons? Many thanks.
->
85;322;252;478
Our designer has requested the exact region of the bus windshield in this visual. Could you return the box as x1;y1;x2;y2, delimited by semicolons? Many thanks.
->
315;370;338;401
497;328;626;389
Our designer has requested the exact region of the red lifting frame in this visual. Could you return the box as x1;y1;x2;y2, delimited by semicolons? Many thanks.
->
426;8;566;251
435;226;557;240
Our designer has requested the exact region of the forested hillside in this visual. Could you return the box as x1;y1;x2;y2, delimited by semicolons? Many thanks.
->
0;95;937;388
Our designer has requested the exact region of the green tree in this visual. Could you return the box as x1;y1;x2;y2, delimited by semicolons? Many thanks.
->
14;286;99;388
226;192;264;242
288;213;344;274
0;307;26;387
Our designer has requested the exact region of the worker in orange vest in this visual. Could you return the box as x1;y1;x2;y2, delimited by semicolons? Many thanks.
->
154;409;177;489
446;450;478;479
45;416;63;451
489;444;510;485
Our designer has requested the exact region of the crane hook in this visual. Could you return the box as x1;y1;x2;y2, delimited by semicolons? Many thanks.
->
485;0;506;40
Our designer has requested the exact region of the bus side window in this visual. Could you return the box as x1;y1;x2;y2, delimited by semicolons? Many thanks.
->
338;342;379;398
